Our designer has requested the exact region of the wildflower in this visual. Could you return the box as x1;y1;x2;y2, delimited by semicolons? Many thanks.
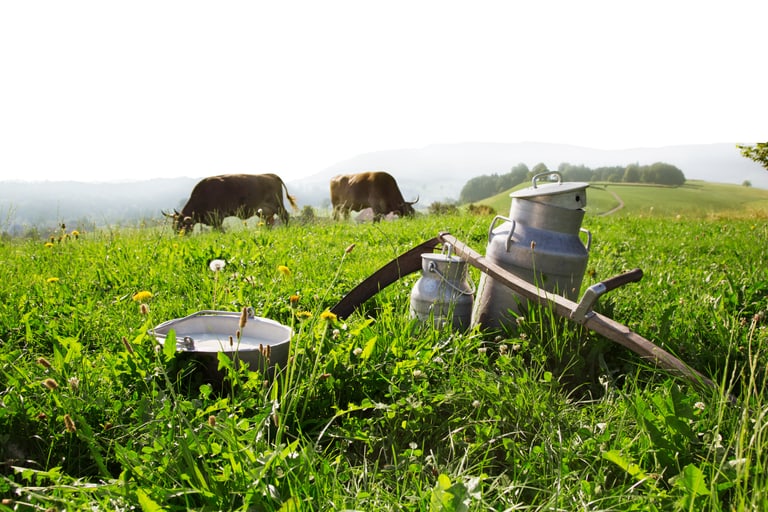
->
694;401;705;411
345;243;356;254
46;277;59;283
44;242;54;248
208;415;216;427
37;357;52;369
64;414;77;433
71;230;80;238
132;291;153;302
477;347;487;355
499;344;508;355
472;400;481;408
239;306;249;329
353;347;363;357
139;303;149;315
289;294;300;307
413;369;424;379
332;328;340;339
258;222;265;227
209;259;226;272
320;310;337;322
277;265;291;277
296;311;312;320
43;378;58;390
68;376;80;392
530;241;536;251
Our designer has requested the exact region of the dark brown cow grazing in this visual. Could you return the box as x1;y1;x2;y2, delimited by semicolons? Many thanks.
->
164;173;297;233
330;171;418;222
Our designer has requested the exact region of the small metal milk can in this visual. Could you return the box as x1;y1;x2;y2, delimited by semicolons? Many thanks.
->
410;248;474;330
472;171;591;331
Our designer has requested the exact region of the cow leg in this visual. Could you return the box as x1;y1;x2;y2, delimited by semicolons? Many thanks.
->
278;208;289;225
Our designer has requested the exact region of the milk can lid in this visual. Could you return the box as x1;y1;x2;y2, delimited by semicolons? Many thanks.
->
510;171;589;200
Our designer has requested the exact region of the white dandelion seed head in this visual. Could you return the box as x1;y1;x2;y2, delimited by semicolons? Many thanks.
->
209;259;226;272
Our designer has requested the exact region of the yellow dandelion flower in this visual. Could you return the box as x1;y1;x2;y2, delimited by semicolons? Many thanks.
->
132;291;153;302
320;310;337;322
71;230;80;238
44;242;54;248
46;277;59;283
296;311;313;320
277;265;291;277
289;294;300;307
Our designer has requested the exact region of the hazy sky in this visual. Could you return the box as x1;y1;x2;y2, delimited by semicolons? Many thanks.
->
1;1;765;183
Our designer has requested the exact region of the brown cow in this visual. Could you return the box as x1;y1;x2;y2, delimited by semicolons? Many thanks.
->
330;171;418;222
164;173;297;233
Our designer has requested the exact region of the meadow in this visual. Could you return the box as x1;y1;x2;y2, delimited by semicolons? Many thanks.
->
1;196;767;510
480;180;768;219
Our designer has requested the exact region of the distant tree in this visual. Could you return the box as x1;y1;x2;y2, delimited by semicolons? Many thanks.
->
592;166;624;182
558;163;592;181
737;142;768;170
622;163;641;183
510;163;530;183
459;175;499;203
743;180;753;187
646;162;686;186
529;163;550;180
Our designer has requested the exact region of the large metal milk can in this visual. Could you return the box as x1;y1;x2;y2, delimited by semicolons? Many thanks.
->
472;172;591;331
410;250;474;330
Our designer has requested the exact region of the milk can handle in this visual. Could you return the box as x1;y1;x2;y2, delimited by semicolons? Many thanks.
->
580;228;592;251
427;261;476;295
531;171;562;188
487;215;516;252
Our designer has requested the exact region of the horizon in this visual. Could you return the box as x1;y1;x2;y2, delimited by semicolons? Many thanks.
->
1;140;764;186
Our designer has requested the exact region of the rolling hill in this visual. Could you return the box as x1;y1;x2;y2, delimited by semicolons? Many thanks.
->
478;181;768;219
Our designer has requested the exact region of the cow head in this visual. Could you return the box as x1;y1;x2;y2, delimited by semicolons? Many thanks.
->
162;209;195;234
399;195;419;217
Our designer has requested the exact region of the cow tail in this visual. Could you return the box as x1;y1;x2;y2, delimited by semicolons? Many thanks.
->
281;179;298;210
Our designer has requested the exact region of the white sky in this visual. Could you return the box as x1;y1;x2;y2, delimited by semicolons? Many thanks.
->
1;1;765;183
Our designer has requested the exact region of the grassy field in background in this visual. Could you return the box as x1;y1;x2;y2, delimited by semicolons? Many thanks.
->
1;201;767;510
479;180;768;219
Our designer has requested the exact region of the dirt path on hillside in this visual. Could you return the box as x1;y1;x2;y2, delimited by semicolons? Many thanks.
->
599;188;625;216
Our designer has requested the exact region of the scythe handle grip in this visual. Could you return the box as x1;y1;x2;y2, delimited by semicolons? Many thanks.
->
600;268;644;292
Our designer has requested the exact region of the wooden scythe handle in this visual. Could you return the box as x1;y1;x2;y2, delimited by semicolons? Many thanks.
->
330;237;442;319
437;232;722;396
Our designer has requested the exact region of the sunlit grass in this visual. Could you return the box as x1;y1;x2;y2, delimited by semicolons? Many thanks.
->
0;212;766;510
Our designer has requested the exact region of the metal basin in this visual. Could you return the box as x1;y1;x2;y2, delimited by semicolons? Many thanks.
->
149;308;291;379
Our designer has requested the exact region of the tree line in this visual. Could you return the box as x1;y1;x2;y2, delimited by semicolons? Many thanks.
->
459;161;687;204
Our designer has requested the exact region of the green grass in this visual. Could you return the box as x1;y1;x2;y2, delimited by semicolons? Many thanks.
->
1;211;767;510
479;180;768;219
